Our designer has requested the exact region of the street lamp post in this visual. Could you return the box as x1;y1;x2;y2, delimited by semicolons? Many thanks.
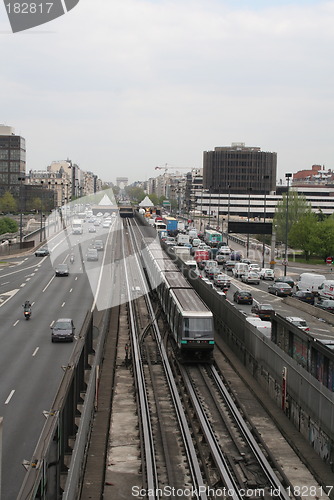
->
18;176;25;247
226;184;231;245
262;175;270;268
284;173;292;276
246;187;252;258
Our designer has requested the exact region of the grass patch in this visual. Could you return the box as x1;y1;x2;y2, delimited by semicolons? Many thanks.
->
293;256;328;266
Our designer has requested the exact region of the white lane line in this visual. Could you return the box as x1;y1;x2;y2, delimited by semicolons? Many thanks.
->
5;390;15;404
42;275;55;292
20;283;26;287
69;288;73;293
0;281;10;285
13;320;19;326
26;278;31;282
32;347;39;357
61;302;65;307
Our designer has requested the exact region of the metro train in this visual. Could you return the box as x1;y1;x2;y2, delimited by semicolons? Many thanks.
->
142;242;215;362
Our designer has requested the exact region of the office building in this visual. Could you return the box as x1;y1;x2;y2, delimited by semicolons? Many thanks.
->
0;125;26;197
203;142;277;194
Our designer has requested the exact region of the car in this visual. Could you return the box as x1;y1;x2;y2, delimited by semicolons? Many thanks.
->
86;248;98;261
249;263;261;273
233;290;253;305
88;225;96;233
94;240;104;251
315;299;334;313
259;268;275;280
274;276;295;288
215;253;227;264
241;271;260;284
286;316;310;332
224;260;236;272
251;303;275;321
55;263;69;277
206;267;221;280
35;246;50;257
292;290;315;305
51;318;75;342
214;273;231;288
268;282;293;296
230;250;242;261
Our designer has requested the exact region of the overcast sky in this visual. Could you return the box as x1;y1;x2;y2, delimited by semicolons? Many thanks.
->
1;0;333;184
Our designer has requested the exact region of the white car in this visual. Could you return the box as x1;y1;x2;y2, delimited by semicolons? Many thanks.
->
286;317;309;332
241;271;260;284
249;263;261;273
259;268;275;280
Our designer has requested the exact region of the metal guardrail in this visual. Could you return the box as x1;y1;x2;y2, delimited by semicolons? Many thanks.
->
16;308;110;500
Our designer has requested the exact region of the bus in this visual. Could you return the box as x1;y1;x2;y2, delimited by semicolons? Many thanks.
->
204;229;223;247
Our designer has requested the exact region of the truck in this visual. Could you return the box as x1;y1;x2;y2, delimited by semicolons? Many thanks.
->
173;246;191;262
177;233;190;246
317;280;334;300
72;219;83;235
295;273;326;294
194;249;210;264
162;216;178;234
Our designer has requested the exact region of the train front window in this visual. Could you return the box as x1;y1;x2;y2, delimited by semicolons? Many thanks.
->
183;318;213;338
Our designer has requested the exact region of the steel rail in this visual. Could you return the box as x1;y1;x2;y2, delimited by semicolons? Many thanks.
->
122;220;159;499
128;219;208;499
209;364;291;500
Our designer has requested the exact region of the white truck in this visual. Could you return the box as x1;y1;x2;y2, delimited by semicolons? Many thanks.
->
72;219;83;235
177;233;190;246
295;273;326;293
318;280;334;300
173;246;191;262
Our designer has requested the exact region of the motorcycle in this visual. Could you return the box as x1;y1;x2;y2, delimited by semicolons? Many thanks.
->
70;255;74;264
24;309;31;320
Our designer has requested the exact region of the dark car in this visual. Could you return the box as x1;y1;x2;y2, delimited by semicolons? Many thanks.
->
94;239;104;251
274;276;295;288
230;251;242;261
224;260;236;272
35;246;50;257
233;290;253;305
292;290;315;305
51;318;75;342
55;263;69;277
87;248;98;261
251;303;275;321
268;282;293;297
315;299;334;313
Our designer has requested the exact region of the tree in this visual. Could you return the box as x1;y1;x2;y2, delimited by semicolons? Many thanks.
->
0;191;18;213
315;217;334;260
124;186;145;203
273;191;311;244
0;217;18;235
288;213;320;261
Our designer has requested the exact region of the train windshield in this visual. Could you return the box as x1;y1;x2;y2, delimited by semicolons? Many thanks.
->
183;318;213;338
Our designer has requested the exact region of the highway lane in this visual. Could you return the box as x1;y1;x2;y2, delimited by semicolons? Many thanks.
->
0;227;113;499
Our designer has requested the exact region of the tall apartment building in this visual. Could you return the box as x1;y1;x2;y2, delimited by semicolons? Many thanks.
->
0;125;26;197
203;142;277;194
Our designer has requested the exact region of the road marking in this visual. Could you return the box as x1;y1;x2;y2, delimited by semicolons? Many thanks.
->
0;289;20;308
13;320;19;326
69;288;73;293
42;276;55;292
32;347;39;357
5;390;15;404
61;302;65;307
20;283;26;287
0;281;10;285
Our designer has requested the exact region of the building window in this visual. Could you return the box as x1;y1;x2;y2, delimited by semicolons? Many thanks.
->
0;151;9;159
0;162;8;171
10;150;21;160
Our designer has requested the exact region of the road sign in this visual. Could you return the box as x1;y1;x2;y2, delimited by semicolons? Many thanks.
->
326;256;332;264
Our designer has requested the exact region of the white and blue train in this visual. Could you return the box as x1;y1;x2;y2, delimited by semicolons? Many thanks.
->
142;242;215;362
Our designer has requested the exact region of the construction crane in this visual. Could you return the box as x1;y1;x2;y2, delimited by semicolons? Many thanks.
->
155;163;196;173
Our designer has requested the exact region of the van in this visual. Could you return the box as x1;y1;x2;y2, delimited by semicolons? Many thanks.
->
318;280;334;300
246;317;272;338
232;262;249;278
295;273;326;294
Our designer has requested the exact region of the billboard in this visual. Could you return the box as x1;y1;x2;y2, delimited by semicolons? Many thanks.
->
228;221;272;235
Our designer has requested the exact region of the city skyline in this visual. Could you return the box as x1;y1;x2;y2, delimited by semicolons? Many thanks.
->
1;0;333;184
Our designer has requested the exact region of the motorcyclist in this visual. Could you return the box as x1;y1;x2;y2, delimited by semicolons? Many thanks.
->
23;300;31;312
70;254;74;264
